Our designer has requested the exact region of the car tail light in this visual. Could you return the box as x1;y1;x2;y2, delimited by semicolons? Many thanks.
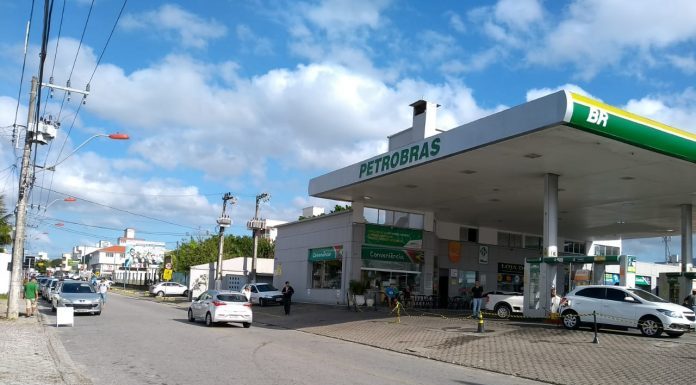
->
243;303;252;308
212;300;226;307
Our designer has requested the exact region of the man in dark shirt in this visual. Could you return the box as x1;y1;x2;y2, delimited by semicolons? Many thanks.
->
281;281;294;316
471;281;484;318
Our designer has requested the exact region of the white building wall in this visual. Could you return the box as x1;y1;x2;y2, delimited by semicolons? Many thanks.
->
435;221;460;241
0;253;10;294
274;211;354;304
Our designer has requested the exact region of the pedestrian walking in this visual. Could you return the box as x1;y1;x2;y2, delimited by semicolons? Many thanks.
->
471;281;484;318
281;281;294;315
98;278;109;305
684;289;696;314
243;285;252;302
23;275;39;317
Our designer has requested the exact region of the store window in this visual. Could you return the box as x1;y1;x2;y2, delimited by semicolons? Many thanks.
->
524;235;542;250
498;232;522;248
363;207;424;230
563;241;586;255
311;260;342;289
594;244;620;256
308;246;343;289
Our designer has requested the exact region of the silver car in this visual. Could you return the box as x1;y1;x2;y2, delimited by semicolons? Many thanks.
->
51;280;102;315
42;278;59;300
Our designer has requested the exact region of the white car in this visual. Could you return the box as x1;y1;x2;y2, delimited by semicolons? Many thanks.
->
484;291;523;319
241;283;284;306
559;285;696;338
188;290;252;328
149;282;189;297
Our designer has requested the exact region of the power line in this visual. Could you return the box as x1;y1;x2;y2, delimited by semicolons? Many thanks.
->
33;185;204;231
87;0;128;85
11;0;37;150
33;213;197;237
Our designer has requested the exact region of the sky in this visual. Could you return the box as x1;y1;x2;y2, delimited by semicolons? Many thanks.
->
1;0;695;263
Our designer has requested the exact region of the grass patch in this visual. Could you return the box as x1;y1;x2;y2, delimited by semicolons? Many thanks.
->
0;294;7;300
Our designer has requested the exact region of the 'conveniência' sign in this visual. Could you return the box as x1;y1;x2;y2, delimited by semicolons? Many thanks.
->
361;246;424;264
364;224;422;249
359;138;441;179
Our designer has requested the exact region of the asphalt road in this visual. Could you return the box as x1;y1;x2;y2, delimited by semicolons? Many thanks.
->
39;293;549;385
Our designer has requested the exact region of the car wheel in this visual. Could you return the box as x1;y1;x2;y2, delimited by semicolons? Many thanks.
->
156;291;165;298
188;309;195;322
639;316;663;337
561;310;580;330
205;313;214;327
95;311;101;316
243;322;251;328
495;303;512;319
665;331;684;338
260;298;266;307
183;290;189;297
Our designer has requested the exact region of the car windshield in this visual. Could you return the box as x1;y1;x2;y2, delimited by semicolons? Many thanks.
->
627;288;667;303
256;284;278;292
62;283;95;294
217;294;247;302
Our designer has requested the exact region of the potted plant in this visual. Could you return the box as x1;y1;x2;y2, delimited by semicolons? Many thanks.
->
349;279;366;306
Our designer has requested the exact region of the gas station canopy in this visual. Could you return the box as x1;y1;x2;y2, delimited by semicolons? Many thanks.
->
309;91;696;242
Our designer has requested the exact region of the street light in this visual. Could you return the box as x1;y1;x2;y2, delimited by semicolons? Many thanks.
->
6;124;128;319
30;196;77;212
35;133;129;172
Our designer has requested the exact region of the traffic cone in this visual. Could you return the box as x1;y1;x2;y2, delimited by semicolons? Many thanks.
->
477;312;485;333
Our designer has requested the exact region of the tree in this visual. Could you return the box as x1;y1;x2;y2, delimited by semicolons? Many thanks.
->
0;195;12;251
49;258;63;268
171;235;275;273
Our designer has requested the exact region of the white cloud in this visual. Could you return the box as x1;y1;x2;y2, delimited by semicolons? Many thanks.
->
121;4;227;49
529;0;696;79
446;11;466;33
622;88;696;133
667;54;696;75
525;84;600;102
236;25;274;55
302;0;390;35
493;0;544;31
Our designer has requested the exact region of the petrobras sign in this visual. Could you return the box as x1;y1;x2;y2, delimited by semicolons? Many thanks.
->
359;137;441;179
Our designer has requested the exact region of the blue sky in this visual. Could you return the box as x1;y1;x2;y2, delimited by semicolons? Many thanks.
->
1;0;695;262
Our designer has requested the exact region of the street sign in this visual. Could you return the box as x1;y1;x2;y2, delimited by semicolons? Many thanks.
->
163;269;172;281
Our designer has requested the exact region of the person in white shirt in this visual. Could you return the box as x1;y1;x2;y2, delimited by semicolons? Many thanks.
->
550;287;562;314
98;279;109;305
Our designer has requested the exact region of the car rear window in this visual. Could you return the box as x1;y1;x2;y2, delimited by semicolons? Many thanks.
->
62;283;95;294
256;284;278;292
217;294;247;302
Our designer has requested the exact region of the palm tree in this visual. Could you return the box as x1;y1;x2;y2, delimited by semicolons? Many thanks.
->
0;195;13;251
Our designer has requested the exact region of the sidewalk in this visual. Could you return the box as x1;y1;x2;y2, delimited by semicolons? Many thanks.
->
0;298;91;385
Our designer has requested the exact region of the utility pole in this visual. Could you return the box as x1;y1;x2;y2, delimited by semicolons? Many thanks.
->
247;193;270;284
6;76;38;319
214;193;235;290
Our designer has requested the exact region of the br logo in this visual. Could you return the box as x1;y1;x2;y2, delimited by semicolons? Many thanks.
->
586;106;608;127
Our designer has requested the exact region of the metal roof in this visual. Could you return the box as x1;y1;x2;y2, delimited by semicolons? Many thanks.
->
309;91;696;241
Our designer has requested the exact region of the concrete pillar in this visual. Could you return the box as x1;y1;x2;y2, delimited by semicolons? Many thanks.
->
681;204;692;273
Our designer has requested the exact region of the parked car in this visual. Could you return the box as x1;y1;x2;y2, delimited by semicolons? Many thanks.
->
42;278;59;300
241;283;283;306
149;282;189;297
484;291;523;319
559;285;696;338
51;280;102;315
188;290;252;328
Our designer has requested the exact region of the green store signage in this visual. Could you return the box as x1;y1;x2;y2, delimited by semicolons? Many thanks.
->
361;246;424;264
359;137;441;179
569;93;696;163
308;245;343;262
365;224;423;249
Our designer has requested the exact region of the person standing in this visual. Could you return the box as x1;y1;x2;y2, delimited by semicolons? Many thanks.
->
471;281;484;318
243;285;252;302
686;289;696;314
281;281;294;315
98;278;109;305
23;276;39;317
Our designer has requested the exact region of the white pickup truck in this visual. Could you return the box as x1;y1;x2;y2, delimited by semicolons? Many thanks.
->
484;291;523;318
